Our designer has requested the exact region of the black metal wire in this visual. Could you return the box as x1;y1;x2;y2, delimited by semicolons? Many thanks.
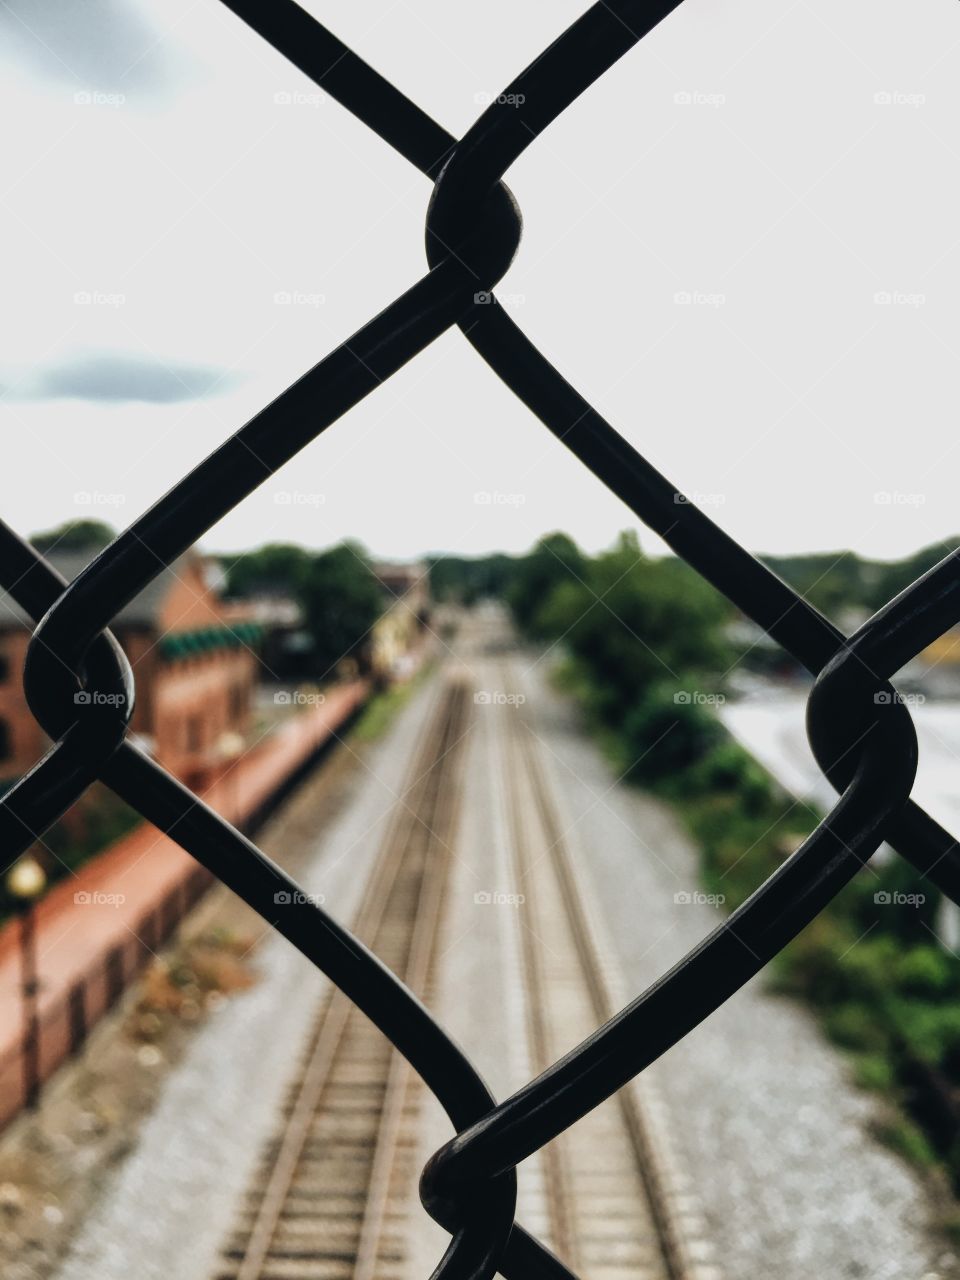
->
2;2;960;1277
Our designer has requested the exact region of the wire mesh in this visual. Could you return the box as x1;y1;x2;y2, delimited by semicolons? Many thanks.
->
2;2;960;1277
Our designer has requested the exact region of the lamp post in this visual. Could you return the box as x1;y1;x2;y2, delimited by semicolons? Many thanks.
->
216;731;246;826
6;854;47;1111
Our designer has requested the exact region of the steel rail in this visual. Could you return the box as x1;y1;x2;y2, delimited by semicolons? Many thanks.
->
229;681;467;1280
500;713;581;1272
352;682;470;1280
506;674;715;1280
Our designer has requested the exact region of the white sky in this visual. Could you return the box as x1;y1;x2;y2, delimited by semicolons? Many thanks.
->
2;0;960;563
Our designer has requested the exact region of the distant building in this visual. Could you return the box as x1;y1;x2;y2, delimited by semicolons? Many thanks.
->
369;562;430;682
0;550;261;789
227;593;312;682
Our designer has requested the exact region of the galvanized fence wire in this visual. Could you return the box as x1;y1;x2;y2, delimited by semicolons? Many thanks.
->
2;1;960;1276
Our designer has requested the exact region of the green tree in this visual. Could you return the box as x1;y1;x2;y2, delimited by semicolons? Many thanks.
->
223;543;311;598
535;534;731;726
429;553;519;605
506;533;585;635
32;520;115;553
299;543;384;676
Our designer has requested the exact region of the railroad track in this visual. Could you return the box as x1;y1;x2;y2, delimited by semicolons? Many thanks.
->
499;672;721;1280
213;652;717;1280
213;679;469;1280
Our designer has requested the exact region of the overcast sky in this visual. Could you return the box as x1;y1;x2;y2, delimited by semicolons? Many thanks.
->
2;0;960;564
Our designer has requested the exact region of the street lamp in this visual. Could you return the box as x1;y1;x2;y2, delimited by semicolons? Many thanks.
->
6;854;47;1111
216;731;246;826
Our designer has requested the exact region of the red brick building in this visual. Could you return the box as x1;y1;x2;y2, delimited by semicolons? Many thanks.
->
0;551;260;789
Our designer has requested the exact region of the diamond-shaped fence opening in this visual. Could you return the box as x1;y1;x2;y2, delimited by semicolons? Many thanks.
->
3;2;960;1277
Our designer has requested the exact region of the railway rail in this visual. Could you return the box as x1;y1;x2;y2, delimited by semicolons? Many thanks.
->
213;679;470;1280
211;658;718;1279
497;669;721;1280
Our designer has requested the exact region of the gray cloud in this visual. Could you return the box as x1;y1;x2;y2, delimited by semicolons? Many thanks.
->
0;0;189;94
18;353;241;404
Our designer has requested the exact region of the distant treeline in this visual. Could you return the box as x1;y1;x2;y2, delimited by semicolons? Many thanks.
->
429;534;959;626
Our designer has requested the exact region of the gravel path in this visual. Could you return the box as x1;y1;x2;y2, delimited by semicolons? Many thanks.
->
51;677;443;1280
517;652;956;1280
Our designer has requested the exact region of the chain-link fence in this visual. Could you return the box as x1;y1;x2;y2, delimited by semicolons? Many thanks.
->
2;2;959;1277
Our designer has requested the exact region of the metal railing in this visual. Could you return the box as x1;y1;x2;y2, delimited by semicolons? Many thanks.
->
1;3;959;1277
